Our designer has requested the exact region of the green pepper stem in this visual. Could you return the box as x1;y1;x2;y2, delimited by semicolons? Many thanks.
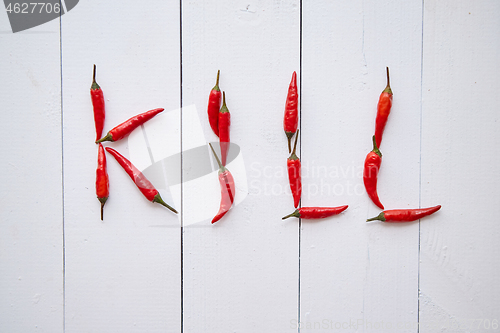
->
282;209;300;220
289;129;299;159
91;64;100;90
153;193;178;214
383;67;392;94
95;133;113;144
366;212;386;222
209;143;224;171
372;135;382;157
286;131;295;153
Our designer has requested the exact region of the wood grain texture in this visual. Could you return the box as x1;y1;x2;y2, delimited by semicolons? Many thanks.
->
181;0;300;331
0;18;63;333
420;0;500;331
61;0;181;331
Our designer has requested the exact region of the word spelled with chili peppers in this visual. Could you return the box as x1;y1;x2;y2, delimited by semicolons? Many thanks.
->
95;143;109;220
209;143;235;224
367;205;441;223
207;70;222;137
90;64;105;142
105;147;177;214
375;67;393;148
283;71;298;153
363;135;384;209
96;108;164;143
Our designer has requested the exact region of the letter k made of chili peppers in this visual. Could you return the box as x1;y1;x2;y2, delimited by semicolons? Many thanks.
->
209;143;235;224
283;71;299;153
287;129;301;208
363;135;384;210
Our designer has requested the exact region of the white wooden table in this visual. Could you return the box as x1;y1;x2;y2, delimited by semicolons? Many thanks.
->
1;0;499;332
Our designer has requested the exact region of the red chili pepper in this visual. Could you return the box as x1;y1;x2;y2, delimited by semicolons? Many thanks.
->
366;205;441;222
282;205;348;220
363;135;384;210
207;70;221;137
96;108;164;143
90;65;105;142
105;147;177;214
374;67;393;148
283;71;298;153
209;143;235;224
218;92;231;166
96;143;109;220
287;129;301;208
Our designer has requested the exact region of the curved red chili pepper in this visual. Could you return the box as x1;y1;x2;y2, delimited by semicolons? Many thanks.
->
283;71;298;153
90;65;105;142
218;92;231;166
209;143;235;224
287;129;301;208
105;147;177;214
207;70;221;137
363;135;384;209
367;205;441;222
96;108;164;143
282;205;348;220
374;67;393;148
96;143;109;220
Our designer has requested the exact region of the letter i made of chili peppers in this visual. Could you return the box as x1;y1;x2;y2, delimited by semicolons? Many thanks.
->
363;135;384;209
209;143;235;224
283;71;298;153
90;65;105;142
287;129;301;208
105;147;177;214
207;70;221;137
282;206;348;220
218;91;231;166
96;108;164;143
374;67;393;148
367;205;441;223
96;143;109;220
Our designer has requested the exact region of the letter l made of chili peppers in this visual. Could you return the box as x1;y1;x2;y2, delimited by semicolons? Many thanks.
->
363;135;384;209
207;70;221;137
218;92;231;166
374;67;393;148
283;71;298;153
105;147;177;214
209;143;235;224
90;65;105;142
96;143;109;220
287;129;301;208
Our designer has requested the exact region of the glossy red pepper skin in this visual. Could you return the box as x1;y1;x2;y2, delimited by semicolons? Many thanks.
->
207;70;221;137
209;143;235;224
287;129;301;208
367;205;441;222
282;205;348;220
90;65;105;142
96;143;109;220
363;135;384;209
283;71;298;153
105;147;177;214
96;108;164;143
218;92;231;166
374;67;393;148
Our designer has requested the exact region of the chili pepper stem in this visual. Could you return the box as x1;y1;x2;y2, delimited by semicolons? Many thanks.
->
98;197;107;221
214;70;220;90
290;129;299;159
96;133;113;144
91;64;100;90
383;67;392;94
286;131;295;153
372;135;382;157
282;209;300;220
209;143;226;172
366;212;386;222
153;193;178;214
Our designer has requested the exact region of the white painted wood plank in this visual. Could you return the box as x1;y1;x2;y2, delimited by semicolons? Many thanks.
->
181;0;300;331
0;16;63;333
61;0;181;331
420;1;500;331
300;0;422;331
